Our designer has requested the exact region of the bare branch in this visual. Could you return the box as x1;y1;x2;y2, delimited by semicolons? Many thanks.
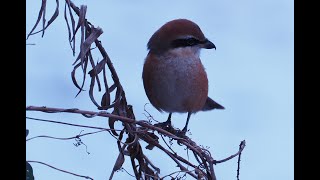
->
26;106;220;179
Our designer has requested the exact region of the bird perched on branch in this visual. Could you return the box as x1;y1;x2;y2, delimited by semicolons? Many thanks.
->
142;19;224;134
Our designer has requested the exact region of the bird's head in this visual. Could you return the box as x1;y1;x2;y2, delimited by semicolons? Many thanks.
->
147;19;215;56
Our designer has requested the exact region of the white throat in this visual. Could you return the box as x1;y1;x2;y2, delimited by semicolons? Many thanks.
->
169;46;201;58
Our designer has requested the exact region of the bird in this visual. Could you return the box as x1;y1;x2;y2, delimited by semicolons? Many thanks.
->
142;19;224;134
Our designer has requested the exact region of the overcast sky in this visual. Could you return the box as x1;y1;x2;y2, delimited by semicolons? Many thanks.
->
26;0;293;179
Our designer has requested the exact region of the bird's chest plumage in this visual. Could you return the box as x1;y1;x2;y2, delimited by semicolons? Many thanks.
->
156;55;202;94
143;49;209;113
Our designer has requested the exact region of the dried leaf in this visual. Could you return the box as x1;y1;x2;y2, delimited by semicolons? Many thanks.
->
145;132;159;150
64;3;71;41
71;5;86;42
27;0;46;39
102;61;110;107
43;0;59;36
27;0;59;38
88;75;101;108
113;86;122;107
71;5;86;66
88;53;102;91
73;26;103;66
64;2;73;54
101;92;111;108
118;100;127;117
66;0;76;55
78;53;89;96
71;62;86;97
78;6;87;72
71;62;83;89
128;143;142;160
118;128;125;141
108;110;119;136
109;84;116;93
82;27;103;57
88;59;106;77
145;166;157;179
42;1;46;37
147;132;159;141
145;145;154;150
130;157;140;179
126;105;135;120
112;152;125;172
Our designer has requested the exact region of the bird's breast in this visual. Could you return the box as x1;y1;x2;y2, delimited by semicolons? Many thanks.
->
143;50;208;113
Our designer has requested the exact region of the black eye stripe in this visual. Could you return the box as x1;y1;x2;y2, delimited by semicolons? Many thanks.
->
171;37;201;48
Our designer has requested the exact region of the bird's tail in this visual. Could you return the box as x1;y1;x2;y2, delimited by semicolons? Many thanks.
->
202;97;225;111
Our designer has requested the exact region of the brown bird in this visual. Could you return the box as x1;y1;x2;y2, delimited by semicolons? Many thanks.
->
142;19;224;133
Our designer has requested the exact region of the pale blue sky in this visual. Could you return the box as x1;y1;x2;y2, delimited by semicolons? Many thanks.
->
26;0;294;179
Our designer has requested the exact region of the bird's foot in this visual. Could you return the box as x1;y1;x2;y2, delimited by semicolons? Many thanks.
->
175;128;189;138
155;120;170;128
154;120;176;134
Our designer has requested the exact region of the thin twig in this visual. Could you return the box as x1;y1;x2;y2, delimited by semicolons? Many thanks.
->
160;134;175;154
26;129;106;141
142;134;199;179
26;106;184;140
143;103;159;123
237;140;245;180
26;116;143;147
143;154;160;174
214;140;246;164
26;116;121;132
27;160;93;180
161;169;196;180
120;167;135;178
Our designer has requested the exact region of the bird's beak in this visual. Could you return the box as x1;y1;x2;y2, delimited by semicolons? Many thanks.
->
202;39;216;49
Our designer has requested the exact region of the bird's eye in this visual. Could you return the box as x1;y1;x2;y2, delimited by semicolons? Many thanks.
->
171;37;200;48
186;38;198;46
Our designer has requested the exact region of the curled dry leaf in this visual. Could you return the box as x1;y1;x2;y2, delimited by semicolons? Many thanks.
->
145;132;159;150
109;84;117;93
145;166;158;179
88;74;101;108
73;26;103;66
65;0;76;55
112;151;125;172
71;62;85;92
108;110;119;136
88;52;102;91
126;105;135;120
72;5;87;41
128;143;142;159
27;0;59;39
101;92;111;108
88;59;107;77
